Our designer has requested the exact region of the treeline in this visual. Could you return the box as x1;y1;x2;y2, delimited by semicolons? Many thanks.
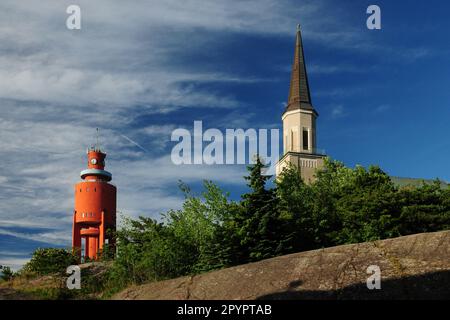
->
106;158;450;291
16;157;450;297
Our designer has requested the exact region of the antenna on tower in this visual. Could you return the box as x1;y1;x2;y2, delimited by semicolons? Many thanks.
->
96;128;100;151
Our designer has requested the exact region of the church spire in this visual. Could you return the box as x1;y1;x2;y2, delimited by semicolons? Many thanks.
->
285;24;315;114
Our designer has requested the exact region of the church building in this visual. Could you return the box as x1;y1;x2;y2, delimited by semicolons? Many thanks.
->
276;26;448;188
275;25;326;183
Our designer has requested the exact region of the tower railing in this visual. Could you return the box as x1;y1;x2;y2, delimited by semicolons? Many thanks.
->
283;148;326;156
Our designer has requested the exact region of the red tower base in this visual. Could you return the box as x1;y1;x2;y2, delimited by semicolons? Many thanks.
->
72;211;116;261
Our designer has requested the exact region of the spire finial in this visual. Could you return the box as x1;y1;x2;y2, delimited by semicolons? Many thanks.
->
285;23;313;113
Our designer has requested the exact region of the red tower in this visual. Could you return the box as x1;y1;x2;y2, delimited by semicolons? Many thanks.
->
72;147;116;261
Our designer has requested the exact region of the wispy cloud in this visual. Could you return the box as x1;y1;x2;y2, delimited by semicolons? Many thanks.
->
0;256;31;271
120;134;149;153
374;104;390;113
0;1;322;258
1;0;438;270
0;228;71;246
309;64;366;75
399;47;432;63
331;105;347;118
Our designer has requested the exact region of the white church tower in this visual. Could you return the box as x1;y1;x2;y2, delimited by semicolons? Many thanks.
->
276;25;326;183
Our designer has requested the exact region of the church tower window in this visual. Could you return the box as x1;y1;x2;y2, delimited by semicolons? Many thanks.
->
303;129;309;150
275;25;326;183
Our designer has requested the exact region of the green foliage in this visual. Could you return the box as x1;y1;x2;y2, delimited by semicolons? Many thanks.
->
277;158;450;248
102;181;239;294
237;157;292;261
276;164;317;251
22;248;78;276
396;181;450;234
102;157;449;294
24;287;76;300
0;265;15;281
28;156;447;297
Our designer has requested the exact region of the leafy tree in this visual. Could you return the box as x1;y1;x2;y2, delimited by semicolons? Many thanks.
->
396;181;450;234
105;180;238;292
22;248;78;276
276;164;316;251
108;216;186;285
0;265;15;281
331;165;399;244
97;157;450;295
277;158;450;248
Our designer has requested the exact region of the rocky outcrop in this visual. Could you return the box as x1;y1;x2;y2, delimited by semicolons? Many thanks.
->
114;230;450;300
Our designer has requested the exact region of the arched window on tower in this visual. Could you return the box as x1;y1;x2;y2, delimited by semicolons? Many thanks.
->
303;128;309;151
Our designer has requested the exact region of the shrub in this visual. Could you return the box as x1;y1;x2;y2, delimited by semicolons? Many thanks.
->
0;265;15;281
22;248;78;276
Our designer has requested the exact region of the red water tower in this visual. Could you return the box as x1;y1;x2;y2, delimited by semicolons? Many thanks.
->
72;147;116;261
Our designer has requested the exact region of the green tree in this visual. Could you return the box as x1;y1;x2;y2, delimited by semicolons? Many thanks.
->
331;165;399;244
237;157;290;262
22;248;78;276
101;157;450;296
0;265;15;281
106;180;238;292
165;181;237;273
396;181;450;234
276;163;315;252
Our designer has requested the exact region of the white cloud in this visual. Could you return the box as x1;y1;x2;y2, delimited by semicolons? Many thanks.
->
374;104;390;113
0;0;328;112
0;112;249;234
0;228;71;246
331;105;346;118
309;64;367;75
0;257;31;271
0;0;389;266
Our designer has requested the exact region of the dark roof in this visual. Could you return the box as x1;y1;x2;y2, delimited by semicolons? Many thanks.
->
284;26;317;115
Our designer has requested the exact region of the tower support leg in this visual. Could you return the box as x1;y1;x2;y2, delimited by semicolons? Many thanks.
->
99;211;105;253
84;236;90;260
72;211;81;262
88;236;98;260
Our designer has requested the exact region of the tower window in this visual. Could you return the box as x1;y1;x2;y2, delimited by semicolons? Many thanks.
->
290;131;294;151
303;129;309;150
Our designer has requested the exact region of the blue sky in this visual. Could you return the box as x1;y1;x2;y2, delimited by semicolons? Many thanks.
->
1;0;449;270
